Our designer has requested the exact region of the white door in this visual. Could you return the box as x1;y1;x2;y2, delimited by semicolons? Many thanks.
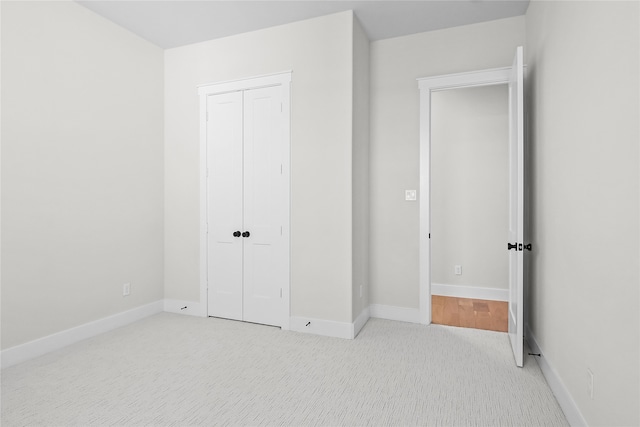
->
206;84;287;327
242;86;287;326
508;46;525;367
207;91;244;321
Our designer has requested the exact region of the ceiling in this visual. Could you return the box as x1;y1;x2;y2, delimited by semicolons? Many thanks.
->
77;0;530;49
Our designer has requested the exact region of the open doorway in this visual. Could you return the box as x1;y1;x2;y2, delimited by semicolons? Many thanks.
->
429;84;509;332
418;47;525;367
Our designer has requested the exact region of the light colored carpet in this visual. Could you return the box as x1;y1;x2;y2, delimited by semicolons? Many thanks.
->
1;314;567;426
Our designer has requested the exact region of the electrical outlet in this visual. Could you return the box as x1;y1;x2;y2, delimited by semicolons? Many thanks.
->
454;265;462;275
123;283;131;296
587;368;594;399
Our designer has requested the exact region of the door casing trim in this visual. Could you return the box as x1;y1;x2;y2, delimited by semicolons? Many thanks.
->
417;67;511;325
198;71;292;329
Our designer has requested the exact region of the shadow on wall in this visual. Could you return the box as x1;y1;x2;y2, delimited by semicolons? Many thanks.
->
523;61;536;336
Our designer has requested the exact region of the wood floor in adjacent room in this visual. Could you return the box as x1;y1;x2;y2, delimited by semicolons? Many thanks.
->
432;295;508;332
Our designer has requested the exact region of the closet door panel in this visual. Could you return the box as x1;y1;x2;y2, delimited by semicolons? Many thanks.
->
242;86;285;326
207;91;244;321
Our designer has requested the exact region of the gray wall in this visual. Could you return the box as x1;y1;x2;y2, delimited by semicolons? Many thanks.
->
1;1;164;349
163;12;357;323
351;16;370;321
369;16;525;308
3;4;638;424
431;85;508;290
526;1;639;425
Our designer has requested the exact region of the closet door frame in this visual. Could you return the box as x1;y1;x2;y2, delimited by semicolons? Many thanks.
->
197;71;292;329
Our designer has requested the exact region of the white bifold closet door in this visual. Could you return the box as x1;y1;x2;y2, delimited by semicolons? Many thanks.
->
206;85;286;327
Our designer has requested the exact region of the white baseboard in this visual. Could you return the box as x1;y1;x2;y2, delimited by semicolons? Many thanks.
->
289;316;355;339
432;283;508;301
525;325;587;427
353;307;370;338
1;300;164;369
163;299;204;317
369;304;421;324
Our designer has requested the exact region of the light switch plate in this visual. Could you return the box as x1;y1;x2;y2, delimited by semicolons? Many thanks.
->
405;190;417;201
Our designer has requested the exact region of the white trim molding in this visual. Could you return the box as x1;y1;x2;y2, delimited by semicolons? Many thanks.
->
1;300;164;369
369;304;421;324
431;283;508;301
418;67;511;92
289;316;354;339
163;299;204;317
526;326;587;427
197;71;292;94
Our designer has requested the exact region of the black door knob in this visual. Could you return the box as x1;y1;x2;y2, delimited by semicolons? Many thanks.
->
233;231;241;237
242;231;250;238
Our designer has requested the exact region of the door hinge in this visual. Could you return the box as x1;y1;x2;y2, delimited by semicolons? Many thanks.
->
280;288;283;298
281;164;283;174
